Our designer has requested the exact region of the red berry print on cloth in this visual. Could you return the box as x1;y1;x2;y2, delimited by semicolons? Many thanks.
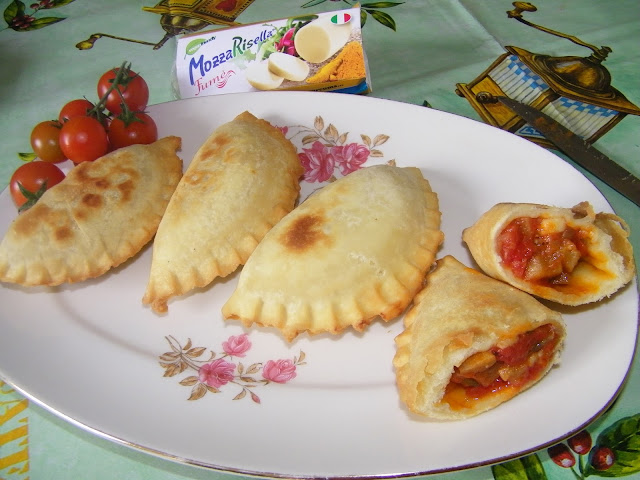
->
589;446;615;471
568;430;593;455
493;415;640;478
5;0;75;32
583;414;640;477
548;443;576;468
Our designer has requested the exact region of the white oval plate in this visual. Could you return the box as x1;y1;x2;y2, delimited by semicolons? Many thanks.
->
0;91;637;478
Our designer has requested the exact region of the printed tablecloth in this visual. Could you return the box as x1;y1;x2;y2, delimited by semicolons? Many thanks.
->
1;1;638;479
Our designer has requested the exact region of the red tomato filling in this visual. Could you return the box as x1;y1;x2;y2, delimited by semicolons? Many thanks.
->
496;217;590;285
443;324;560;410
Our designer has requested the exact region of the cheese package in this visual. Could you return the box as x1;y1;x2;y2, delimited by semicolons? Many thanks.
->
174;7;371;99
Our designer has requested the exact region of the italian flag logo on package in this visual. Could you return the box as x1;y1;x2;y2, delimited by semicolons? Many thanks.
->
331;12;352;24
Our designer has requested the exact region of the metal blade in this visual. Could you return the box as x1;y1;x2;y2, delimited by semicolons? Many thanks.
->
496;96;640;207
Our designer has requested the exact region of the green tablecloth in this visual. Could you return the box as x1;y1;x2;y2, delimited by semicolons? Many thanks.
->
1;1;638;479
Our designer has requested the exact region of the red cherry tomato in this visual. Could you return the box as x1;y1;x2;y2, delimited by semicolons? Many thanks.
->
97;67;149;115
59;99;95;123
59;116;109;163
30;120;66;163
107;113;158;149
10;161;65;212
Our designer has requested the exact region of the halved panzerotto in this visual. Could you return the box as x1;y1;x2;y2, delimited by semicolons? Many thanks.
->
222;164;444;341
0;136;183;286
393;255;566;420
143;112;303;313
462;202;635;306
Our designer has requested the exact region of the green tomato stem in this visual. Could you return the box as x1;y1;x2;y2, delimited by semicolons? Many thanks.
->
90;60;137;120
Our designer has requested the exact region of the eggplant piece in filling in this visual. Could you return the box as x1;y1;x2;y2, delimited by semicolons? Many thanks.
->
443;324;562;410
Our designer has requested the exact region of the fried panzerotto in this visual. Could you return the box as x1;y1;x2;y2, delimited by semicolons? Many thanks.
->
462;202;635;306
393;255;566;420
0;136;183;286
222;164;444;341
143;112;303;313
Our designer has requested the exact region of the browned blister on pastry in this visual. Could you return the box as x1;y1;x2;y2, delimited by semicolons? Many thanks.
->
143;112;303;313
222;164;444;341
462;202;635;306
0;136;183;286
393;255;566;420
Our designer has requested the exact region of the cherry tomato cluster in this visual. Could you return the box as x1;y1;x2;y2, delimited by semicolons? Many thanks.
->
11;62;158;212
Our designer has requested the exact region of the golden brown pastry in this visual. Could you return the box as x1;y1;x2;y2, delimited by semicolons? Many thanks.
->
462;202;635;306
393;255;566;420
143;112;303;313
0;136;183;286
222;164;443;341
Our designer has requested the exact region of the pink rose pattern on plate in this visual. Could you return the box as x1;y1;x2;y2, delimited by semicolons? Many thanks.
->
282;115;390;183
159;335;306;403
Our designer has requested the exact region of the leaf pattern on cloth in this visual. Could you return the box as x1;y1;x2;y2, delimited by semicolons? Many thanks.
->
4;0;75;31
